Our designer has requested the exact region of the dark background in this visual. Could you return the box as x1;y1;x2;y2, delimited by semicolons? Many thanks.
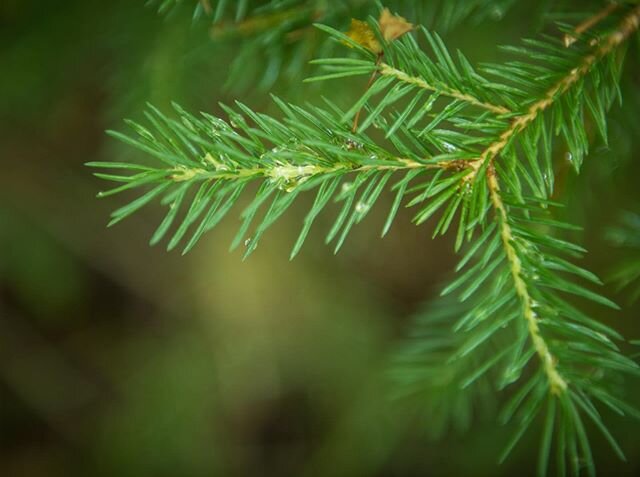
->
1;1;639;475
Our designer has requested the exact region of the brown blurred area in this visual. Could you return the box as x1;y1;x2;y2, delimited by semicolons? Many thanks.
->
1;1;639;476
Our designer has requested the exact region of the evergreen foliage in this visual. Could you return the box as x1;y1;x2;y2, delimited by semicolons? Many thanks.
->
91;2;640;475
145;0;581;91
607;210;640;303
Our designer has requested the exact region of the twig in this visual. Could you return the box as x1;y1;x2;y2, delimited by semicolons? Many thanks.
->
379;64;511;115
468;4;640;183
479;5;640;395
564;2;620;47
487;167;567;394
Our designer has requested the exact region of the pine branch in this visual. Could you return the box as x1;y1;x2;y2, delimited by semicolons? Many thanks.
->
563;2;620;47
467;3;640;181
309;24;513;127
487;168;568;394
313;4;640;474
89;100;463;258
447;7;640;472
410;188;639;474
377;63;511;115
93;4;640;475
466;2;639;393
442;4;640;401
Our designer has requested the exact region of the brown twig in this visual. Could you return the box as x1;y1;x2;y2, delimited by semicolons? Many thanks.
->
564;2;620;47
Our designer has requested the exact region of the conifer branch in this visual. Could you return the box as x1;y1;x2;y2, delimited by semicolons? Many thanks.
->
471;0;639;409
94;4;640;474
89;98;468;257
168;153;434;184
468;3;640;182
564;2;620;47
378;63;511;115
488;168;568;394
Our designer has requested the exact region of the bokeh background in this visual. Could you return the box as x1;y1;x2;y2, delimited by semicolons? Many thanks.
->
1;1;639;476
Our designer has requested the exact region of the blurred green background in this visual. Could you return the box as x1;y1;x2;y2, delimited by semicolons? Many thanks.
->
1;1;639;476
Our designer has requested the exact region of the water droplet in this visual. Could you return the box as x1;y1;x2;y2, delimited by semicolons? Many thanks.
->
491;6;504;20
344;139;363;150
341;182;353;193
204;152;231;171
442;142;457;153
228;114;243;129
565;151;573;163
355;201;370;214
369;154;378;161
267;163;316;193
244;238;251;247
217;155;230;171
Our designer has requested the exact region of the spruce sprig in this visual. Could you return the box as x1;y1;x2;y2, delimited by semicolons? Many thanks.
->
89;99;453;258
91;4;640;475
